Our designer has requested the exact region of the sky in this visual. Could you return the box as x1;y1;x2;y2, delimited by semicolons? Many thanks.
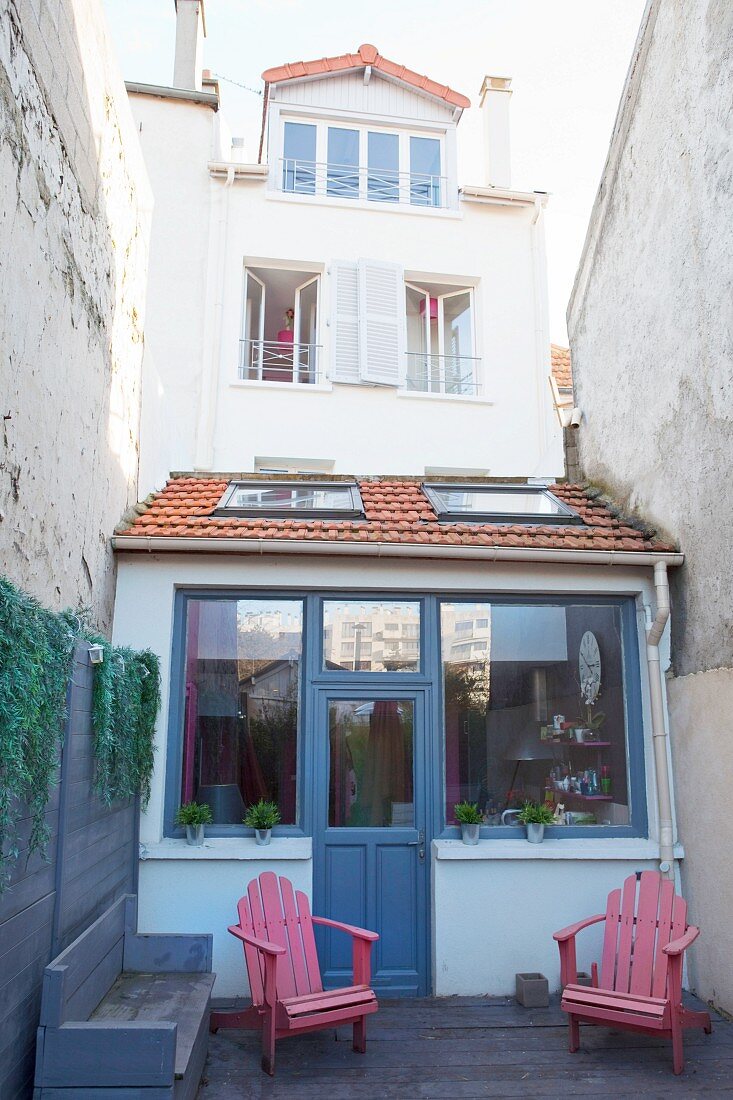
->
102;0;646;345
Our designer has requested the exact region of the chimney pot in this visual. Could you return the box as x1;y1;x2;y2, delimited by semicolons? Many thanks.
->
173;0;206;92
479;74;512;189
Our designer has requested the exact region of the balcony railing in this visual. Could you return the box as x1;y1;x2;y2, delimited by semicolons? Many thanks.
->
280;158;449;209
239;340;322;384
404;353;481;396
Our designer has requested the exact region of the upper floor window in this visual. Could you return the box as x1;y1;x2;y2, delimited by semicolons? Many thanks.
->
240;265;321;384
405;282;477;396
281;118;446;208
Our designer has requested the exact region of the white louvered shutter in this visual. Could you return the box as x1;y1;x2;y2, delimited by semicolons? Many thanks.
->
358;259;405;386
330;261;361;383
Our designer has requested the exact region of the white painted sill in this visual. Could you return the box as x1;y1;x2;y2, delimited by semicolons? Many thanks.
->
139;837;312;861
433;839;685;861
229;379;333;394
396;389;494;407
265;190;462;219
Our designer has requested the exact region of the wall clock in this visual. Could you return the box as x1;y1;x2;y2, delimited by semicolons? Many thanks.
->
579;630;601;704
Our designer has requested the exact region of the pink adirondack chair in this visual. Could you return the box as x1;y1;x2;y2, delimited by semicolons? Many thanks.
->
553;870;711;1074
209;872;379;1075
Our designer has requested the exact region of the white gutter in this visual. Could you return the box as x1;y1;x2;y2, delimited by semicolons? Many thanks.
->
208;161;268;180
111;535;682;569
460;185;548;209
645;561;675;875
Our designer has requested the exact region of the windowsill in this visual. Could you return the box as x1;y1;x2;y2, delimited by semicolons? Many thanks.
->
266;190;462;219
397;389;494;406
433;839;685;861
230;379;333;393
139;837;312;861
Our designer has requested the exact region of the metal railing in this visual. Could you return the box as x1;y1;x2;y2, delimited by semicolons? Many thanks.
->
280;158;449;209
404;352;481;396
239;339;322;384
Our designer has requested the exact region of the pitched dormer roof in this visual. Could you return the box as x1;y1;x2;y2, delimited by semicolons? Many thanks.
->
262;43;471;110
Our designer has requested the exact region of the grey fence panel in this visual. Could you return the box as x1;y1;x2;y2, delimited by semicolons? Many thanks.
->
0;643;138;1099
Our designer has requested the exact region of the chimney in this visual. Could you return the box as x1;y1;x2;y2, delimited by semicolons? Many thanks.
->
173;0;206;92
479;75;512;189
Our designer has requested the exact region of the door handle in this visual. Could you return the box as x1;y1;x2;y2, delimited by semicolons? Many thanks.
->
407;828;426;861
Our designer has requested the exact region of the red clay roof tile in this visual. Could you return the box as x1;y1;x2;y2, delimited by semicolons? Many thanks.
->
115;477;675;556
551;344;573;390
262;43;470;110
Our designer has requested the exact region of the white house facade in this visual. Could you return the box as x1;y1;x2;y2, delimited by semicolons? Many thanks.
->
112;1;686;1001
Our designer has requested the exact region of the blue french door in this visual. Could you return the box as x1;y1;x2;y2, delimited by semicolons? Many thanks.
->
312;687;432;997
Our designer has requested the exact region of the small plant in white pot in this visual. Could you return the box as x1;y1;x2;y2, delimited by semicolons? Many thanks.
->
244;799;281;845
517;801;554;844
454;801;483;845
175;801;213;846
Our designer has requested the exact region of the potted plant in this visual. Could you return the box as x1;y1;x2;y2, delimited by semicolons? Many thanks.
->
244;799;281;845
175;801;213;846
454;801;483;845
517;801;555;844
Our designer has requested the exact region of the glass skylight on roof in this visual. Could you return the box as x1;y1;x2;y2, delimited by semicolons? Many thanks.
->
423;484;582;525
216;481;364;519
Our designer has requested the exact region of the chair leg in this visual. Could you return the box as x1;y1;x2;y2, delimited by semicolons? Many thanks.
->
261;1010;276;1076
568;1014;580;1053
353;1015;367;1054
671;1014;684;1075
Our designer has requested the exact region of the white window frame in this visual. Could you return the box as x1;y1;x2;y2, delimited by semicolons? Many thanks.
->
404;282;478;395
276;113;448;208
239;264;322;385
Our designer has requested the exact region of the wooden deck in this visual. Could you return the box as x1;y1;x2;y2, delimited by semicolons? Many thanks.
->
199;994;733;1098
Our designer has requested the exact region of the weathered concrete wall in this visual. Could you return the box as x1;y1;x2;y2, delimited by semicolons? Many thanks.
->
0;0;151;633
667;669;733;1012
567;0;733;1012
568;0;733;676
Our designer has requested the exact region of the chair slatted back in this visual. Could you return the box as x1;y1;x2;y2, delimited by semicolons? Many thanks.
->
236;873;323;1008
599;871;688;999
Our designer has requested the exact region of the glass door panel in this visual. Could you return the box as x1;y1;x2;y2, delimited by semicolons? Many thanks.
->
368;131;399;202
410;136;441;206
242;270;265;379
329;699;414;827
283;121;316;193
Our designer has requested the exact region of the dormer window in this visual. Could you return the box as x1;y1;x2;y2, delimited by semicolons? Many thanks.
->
280;117;445;208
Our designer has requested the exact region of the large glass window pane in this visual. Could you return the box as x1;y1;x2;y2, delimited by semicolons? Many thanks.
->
241;272;264;379
441;602;632;829
410;136;441;207
442;291;474;394
425;484;581;523
368;131;399;202
181;599;302;824
323;601;421;672
329;699;414;826
327;127;360;198
283;122;316;194
218;482;363;517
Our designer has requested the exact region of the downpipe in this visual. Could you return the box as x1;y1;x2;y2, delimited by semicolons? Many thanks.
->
646;561;675;875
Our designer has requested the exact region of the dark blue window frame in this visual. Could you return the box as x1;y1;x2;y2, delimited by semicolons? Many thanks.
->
164;590;647;842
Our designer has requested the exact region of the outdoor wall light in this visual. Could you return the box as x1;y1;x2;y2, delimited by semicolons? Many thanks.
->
88;644;105;665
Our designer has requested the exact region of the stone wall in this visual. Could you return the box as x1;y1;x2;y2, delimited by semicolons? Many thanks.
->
0;0;151;634
567;0;733;1012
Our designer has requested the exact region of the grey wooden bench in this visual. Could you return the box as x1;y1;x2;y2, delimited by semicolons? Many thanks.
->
34;894;215;1099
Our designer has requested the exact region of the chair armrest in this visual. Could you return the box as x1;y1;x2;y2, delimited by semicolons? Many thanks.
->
311;916;379;942
663;925;700;956
553;914;605;942
227;925;286;955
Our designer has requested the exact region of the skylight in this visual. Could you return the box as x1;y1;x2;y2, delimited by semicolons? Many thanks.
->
423;484;582;525
216;481;364;519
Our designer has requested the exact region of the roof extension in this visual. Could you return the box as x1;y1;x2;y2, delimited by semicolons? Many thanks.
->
114;477;675;558
262;43;471;111
551;344;573;391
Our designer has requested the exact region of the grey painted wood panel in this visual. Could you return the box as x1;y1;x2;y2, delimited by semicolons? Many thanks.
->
0;642;138;1099
123;933;213;975
38;1022;176;1087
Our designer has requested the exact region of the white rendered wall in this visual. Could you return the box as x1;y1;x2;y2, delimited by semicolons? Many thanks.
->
0;0;151;632
113;551;676;995
130;92;561;489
